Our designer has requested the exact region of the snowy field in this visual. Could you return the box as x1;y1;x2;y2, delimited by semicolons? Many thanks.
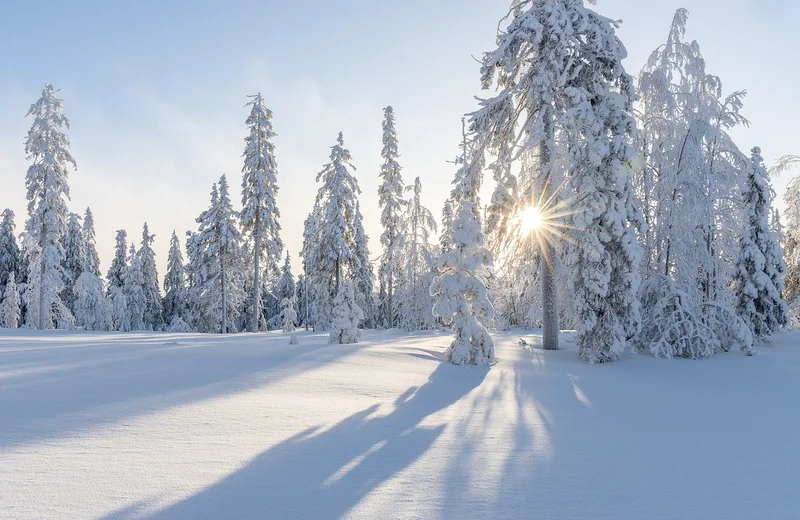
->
1;329;799;520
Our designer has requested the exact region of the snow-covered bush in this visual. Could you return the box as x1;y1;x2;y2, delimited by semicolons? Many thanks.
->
329;282;364;344
167;315;193;333
73;272;112;331
281;297;297;333
638;275;753;359
1;272;20;329
431;201;495;366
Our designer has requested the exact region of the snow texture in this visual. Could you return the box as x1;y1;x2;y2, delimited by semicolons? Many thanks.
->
1;328;798;519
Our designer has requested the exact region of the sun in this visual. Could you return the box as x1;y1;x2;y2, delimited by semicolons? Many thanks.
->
519;206;544;232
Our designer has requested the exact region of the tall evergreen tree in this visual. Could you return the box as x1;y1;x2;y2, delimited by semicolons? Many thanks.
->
473;0;643;361
0;209;21;292
107;230;128;293
22;83;76;329
138;222;163;330
82;207;100;277
122;244;146;331
61;212;85;312
352;201;375;328
163;230;188;327
240;93;283;332
734;147;789;339
431;201;495;365
195;176;246;333
275;252;296;305
302;133;361;330
377;106;406;328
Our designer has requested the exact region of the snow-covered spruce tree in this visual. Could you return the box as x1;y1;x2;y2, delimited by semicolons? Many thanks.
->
473;0;643;361
138;223;163;330
1;272;21;329
82;207;100;277
163;230;188;327
733;147;788;339
398;177;438;330
107;229;128;293
240;93;283;332
352;201;375;328
61;212;85;313
329;281;364;344
302;133;361;330
431;201;495;365
22;83;76;329
275;252;296;306
296;273;310;330
73;271;112;331
377;106;406;328
0;209;21;292
194;176;246;333
110;285;130;332
281;297;297;333
122;244;146;331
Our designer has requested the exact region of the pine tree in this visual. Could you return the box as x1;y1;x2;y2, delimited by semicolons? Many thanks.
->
431;201;495;365
122;244;146;331
22;83;76;329
275;252;296;305
329;281;364;344
138;223;163;330
73;271;112;331
377;106;406;328
61;212;85;313
734;147;789;339
240;93;283;332
0;209;21;293
296;273;310;330
107;229;128;292
82;207;100;277
1;272;21;329
352;202;375;328
303;133;361;330
163;230;188;327
195;176;246;333
473;0;644;361
398;177;438;330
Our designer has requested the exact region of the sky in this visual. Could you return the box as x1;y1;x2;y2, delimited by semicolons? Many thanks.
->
1;0;798;280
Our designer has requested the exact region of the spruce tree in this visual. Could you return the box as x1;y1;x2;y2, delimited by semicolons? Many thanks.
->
73;271;112;331
431;201;495;365
329;281;364;344
377;106;406;328
352;201;375;328
122;244;146;331
240;93;283;332
275;252;296;305
163;230;188;327
61;212;85;312
195;176;246;333
107;229;128;293
734;147;789;339
22;83;76;329
82;207;101;277
0;209;21;292
138;222;163;330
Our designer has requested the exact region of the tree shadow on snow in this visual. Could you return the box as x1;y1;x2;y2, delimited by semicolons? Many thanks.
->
141;361;488;520
0;331;357;450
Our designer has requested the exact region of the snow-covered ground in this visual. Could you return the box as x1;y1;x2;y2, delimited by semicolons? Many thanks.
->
1;328;798;519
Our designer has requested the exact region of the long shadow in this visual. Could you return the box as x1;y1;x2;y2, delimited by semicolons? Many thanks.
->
0;330;359;450
139;361;488;520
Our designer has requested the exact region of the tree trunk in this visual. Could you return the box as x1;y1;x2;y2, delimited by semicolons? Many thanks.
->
540;107;558;350
221;250;228;334
252;230;261;333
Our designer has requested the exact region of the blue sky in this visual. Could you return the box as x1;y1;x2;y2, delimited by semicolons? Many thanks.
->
1;0;798;277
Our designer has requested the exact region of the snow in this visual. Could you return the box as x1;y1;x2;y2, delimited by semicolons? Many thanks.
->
1;328;798;519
